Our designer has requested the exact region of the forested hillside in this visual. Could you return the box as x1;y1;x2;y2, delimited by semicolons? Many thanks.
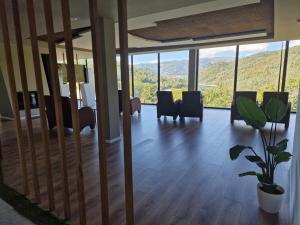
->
117;45;300;110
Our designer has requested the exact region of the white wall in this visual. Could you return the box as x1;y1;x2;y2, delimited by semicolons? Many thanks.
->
290;85;300;225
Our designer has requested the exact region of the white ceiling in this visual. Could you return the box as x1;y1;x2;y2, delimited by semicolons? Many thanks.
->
2;0;300;52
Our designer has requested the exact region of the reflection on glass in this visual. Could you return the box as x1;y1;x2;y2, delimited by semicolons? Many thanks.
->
160;50;189;100
198;46;236;108
237;42;285;102
286;40;300;112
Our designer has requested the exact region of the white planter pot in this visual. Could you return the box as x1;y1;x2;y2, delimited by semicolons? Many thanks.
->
257;183;284;214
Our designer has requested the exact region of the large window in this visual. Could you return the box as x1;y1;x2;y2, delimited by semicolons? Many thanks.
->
237;42;285;102
160;50;189;100
133;54;158;104
286;40;300;112
116;56;133;96
198;46;236;108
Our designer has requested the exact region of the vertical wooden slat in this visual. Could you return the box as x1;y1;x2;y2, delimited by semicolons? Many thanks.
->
26;0;55;211
42;0;71;218
233;45;239;98
0;137;3;184
61;0;87;224
88;0;110;224
131;55;134;97
158;53;160;91
117;0;135;224
11;0;40;203
0;0;29;195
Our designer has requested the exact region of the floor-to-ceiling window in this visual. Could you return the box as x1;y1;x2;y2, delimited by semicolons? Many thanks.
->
116;55;133;96
198;46;236;108
286;40;300;112
132;53;158;104
237;42;285;102
160;50;189;100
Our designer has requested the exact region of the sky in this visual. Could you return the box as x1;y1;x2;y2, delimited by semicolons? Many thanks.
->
117;40;300;64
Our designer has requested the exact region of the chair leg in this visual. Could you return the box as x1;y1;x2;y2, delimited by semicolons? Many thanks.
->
285;121;289;130
173;115;177;121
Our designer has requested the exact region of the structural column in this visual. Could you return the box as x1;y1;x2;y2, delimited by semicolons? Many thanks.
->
188;49;198;91
94;16;120;143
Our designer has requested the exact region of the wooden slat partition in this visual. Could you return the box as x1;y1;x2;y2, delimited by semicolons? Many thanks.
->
11;0;40;203
42;0;71;218
117;0;135;224
88;0;110;224
0;0;29;195
60;0;87;224
26;0;55;211
0;137;3;184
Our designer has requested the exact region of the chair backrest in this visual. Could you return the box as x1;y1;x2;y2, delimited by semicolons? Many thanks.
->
263;92;289;106
44;95;72;127
234;91;257;103
80;83;96;108
182;91;202;106
157;91;174;105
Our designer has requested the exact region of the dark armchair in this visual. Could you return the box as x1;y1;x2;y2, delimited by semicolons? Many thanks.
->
179;91;203;121
44;95;96;131
231;91;257;124
156;91;181;120
261;92;291;129
118;90;141;115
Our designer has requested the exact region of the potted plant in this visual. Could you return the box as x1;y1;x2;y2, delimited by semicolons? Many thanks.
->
229;96;292;214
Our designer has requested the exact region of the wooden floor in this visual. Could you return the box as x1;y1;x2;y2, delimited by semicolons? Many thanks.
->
0;106;295;225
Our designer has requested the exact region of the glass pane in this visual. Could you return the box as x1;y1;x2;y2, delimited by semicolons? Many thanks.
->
116;55;133;97
237;42;285;102
133;53;158;104
286;40;300;112
160;50;189;100
198;46;236;108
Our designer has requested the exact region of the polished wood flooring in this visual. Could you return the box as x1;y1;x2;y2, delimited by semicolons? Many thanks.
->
0;106;295;225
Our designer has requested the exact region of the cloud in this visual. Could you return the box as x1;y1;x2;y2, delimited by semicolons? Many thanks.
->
199;46;236;58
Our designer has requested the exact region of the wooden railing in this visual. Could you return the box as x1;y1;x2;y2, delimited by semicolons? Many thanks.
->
0;0;134;224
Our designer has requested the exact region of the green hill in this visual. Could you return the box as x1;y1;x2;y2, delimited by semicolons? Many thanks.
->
117;45;300;110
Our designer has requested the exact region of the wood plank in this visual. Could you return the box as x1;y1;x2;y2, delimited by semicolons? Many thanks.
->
0;107;293;225
0;0;29;195
61;0;86;223
26;0;55;211
117;0;135;224
42;0;71;217
88;0;110;224
11;0;40;203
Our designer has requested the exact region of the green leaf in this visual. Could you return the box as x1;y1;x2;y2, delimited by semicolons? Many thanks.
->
276;139;288;151
264;97;288;122
274;152;292;165
236;96;267;129
239;171;265;183
239;171;257;177
245;155;266;168
266;146;281;155
230;145;250;160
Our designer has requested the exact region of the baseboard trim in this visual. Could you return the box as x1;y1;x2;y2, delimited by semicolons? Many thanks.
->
105;136;121;144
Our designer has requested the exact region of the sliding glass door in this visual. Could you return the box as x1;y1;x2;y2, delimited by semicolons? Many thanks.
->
237;42;285;102
286;40;300;112
160;50;189;100
198;46;236;108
